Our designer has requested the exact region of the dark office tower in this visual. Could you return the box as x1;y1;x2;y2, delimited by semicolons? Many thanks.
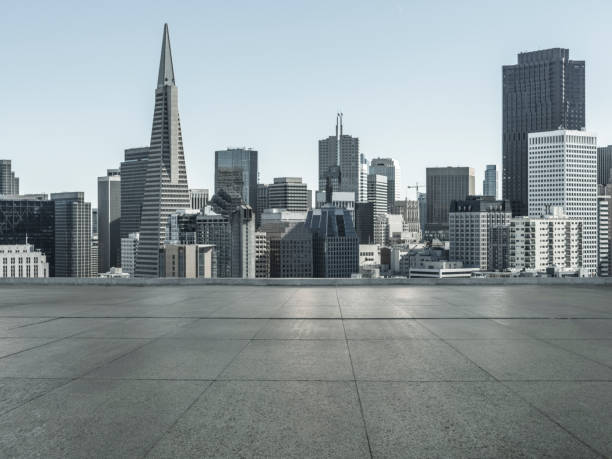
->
214;148;258;211
120;147;149;238
425;167;475;239
91;208;98;236
268;177;309;212
0;195;55;276
503;48;585;216
51;192;91;278
256;183;269;228
318;114;359;198
355;201;374;244
598;146;612;185
136;24;190;277
0;160;19;195
97;169;121;272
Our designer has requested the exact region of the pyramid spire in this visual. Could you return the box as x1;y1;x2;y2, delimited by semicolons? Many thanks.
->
157;23;175;87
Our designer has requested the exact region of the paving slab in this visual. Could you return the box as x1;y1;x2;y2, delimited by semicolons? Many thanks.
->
450;339;612;380
220;340;354;380
168;318;268;339
343;319;435;339
147;381;370;459
0;318;120;338
546;339;612;368
0;379;209;459
75;318;196;338
0;378;69;415
254;319;345;339
495;318;612;339
0;337;56;358
86;338;248;380
348;339;491;381
418;318;530;339
0;338;148;378
358;381;599;458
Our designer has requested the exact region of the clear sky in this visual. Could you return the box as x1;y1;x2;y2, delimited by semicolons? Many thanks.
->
2;0;611;204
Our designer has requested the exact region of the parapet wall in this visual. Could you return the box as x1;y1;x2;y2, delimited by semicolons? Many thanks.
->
1;277;611;287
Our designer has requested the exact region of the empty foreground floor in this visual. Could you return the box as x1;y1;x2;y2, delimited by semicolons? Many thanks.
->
0;285;610;458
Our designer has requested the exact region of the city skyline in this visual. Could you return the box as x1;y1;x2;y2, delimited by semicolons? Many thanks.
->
2;2;612;204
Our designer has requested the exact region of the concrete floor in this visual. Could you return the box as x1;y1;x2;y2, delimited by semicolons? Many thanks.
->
0;285;610;458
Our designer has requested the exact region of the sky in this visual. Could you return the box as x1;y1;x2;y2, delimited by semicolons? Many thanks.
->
1;0;611;205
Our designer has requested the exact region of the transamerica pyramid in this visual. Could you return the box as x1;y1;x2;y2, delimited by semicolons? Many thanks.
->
135;24;190;277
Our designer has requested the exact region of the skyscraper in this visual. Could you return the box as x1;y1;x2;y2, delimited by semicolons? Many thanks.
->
425;167;475;239
0;160;19;195
268;177;309;212
367;174;388;218
483;165;497;198
97;169;121;272
503;48;585;216
189;188;209;210
528;130;597;275
597;145;612;185
51;192;91;278
318;114;359;199
120;147;149;239
135;24;190;277
369;158;400;211
214;148;258;211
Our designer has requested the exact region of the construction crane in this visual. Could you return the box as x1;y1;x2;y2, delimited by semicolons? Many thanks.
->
406;183;425;199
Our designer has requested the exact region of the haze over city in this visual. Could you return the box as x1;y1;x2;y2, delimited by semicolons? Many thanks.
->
2;0;611;203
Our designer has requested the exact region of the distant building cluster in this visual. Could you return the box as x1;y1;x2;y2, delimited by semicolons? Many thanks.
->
0;31;610;279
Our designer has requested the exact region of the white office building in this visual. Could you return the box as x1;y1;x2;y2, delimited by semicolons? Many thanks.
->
509;208;582;274
0;244;49;278
598;193;610;276
528;130;598;275
120;232;140;277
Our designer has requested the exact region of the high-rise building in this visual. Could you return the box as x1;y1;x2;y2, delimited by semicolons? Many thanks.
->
97;169;121;272
189;189;209;210
305;206;359;278
355;202;374;244
483;165;497;198
120;232;139;277
370;158;400;211
597;145;612;185
255;231;270;278
509;208;582;274
119;147;149;239
0;160;19;195
393;199;420;236
597;191;610;277
279;223;313;278
503;48;585;216
0;195;55;276
268;177;309;212
91;208;98;236
358;154;369;202
0;243;48;278
417;192;427;236
136;25;190;277
425;167;475;239
367;174;388;218
449;196;512;270
214;148;258;211
90;235;98;277
256;183;269;229
259;209;308;278
318;114;359;198
51;192;91;278
528;130;597;275
315;191;355;220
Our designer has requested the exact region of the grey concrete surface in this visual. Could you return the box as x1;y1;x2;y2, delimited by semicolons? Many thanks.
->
0;284;609;458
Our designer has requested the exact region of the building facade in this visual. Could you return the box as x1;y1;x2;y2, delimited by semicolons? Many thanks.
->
597;189;610;277
136;25;191;277
509;209;582;274
97;169;121;272
51;192;91;278
268;177;309;212
0;196;55;276
119;147;149;239
259;209;307;278
449;196;512;270
598;145;612;186
369;158;400;211
503;48;585;216
279;222;313;278
483;164;497;198
528;130;597;275
367;174;388;218
120;232;139;277
214;148;258;211
0;160;19;196
189;188;209;210
159;244;215;278
426;167;475;238
0;244;48;278
255;231;270;278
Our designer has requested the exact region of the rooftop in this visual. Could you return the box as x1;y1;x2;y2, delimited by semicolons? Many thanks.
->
0;284;610;457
